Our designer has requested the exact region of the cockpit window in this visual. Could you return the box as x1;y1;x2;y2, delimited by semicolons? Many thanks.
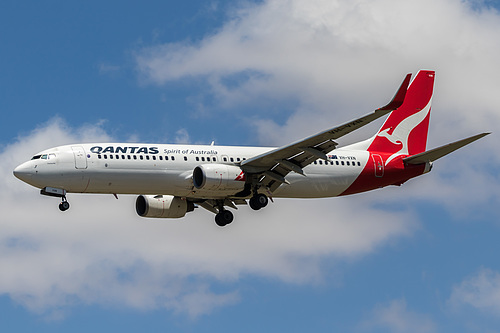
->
31;155;42;160
41;154;48;159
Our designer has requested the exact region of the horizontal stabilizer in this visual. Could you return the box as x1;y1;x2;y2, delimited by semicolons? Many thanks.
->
403;133;490;165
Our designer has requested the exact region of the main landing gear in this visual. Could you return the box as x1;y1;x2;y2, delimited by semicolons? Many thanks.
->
215;210;234;227
214;200;234;227
249;193;268;210
213;193;269;227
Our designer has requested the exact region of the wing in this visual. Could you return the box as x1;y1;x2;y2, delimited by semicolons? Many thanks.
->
239;73;412;193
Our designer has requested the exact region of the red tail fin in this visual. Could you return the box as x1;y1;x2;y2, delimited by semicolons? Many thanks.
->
367;70;435;164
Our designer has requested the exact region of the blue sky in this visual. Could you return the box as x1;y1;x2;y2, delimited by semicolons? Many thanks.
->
1;1;500;332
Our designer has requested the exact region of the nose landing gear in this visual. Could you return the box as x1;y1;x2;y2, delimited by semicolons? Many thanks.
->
41;187;70;212
59;198;70;211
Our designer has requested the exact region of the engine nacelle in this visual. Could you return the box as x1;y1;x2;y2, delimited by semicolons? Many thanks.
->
135;195;193;218
192;164;246;191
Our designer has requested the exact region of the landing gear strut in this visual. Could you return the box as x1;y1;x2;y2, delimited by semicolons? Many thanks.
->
41;187;70;212
249;193;268;210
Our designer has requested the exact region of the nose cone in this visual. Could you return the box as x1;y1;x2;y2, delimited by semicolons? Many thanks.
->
13;162;33;182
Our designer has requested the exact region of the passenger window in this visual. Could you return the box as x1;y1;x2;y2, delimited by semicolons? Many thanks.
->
196;157;200;161
237;158;241;162
116;155;119;159
152;156;156;160
184;156;188;161
357;162;361;166
110;155;113;159
98;155;102;159
314;161;317;164
104;155;108;159
133;155;137;160
336;161;339;165
341;161;344;165
159;156;163;160
171;156;175;161
140;156;144;160
165;156;169;161
201;157;205;162
127;155;131;160
146;156;150;160
212;157;216;162
223;157;228;162
230;157;234;162
319;160;323;165
346;161;350;166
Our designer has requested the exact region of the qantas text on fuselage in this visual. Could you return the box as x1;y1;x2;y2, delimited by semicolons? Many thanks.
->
13;71;490;227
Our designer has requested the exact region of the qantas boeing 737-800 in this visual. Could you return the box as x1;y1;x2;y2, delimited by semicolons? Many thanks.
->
13;70;489;226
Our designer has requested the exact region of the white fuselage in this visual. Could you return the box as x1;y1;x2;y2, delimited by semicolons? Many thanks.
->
14;143;369;199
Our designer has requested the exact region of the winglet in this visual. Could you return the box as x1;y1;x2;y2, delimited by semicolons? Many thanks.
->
376;73;412;112
403;132;491;165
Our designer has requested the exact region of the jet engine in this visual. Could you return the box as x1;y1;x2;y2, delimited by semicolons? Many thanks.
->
192;164;246;191
136;195;193;218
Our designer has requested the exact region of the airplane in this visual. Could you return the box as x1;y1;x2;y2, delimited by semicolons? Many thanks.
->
13;70;490;227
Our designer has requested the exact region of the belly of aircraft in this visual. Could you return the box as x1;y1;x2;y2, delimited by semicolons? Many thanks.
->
272;172;358;198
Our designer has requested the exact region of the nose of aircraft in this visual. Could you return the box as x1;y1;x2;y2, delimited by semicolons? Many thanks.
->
13;162;34;182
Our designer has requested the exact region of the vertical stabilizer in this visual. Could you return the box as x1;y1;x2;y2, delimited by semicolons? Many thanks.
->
367;70;435;164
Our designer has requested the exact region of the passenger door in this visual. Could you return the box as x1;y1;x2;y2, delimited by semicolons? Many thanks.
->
72;146;88;169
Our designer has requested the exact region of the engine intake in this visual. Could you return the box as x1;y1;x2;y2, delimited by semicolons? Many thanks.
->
193;164;246;192
136;195;193;218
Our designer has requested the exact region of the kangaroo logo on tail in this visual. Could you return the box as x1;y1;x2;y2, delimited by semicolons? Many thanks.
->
377;100;432;165
368;70;435;164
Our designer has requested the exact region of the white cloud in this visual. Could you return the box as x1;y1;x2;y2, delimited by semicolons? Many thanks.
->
1;120;416;318
362;298;437;333
449;268;500;316
174;128;191;144
136;0;500;131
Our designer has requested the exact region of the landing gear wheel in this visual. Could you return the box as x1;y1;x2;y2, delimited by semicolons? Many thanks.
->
59;201;70;211
215;210;234;227
249;194;268;210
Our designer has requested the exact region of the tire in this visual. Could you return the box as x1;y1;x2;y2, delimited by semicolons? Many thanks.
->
249;197;261;210
249;194;268;210
215;210;233;227
256;194;268;208
59;201;70;211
